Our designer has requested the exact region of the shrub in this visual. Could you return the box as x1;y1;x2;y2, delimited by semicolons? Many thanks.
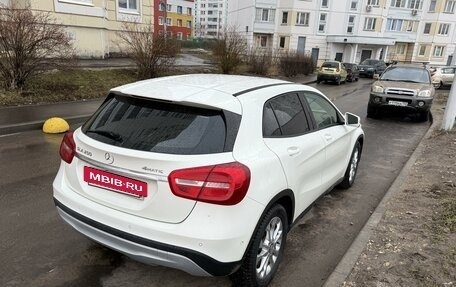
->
247;49;273;75
0;3;75;90
278;51;315;77
212;28;247;74
117;22;180;79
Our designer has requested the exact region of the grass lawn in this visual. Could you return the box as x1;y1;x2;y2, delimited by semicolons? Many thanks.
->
0;69;138;106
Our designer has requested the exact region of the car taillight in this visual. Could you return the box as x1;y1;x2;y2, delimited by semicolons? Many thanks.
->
336;68;340;72
168;162;251;205
319;67;323;71
431;72;436;76
59;131;75;164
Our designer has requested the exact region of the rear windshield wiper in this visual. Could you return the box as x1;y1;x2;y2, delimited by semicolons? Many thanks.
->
86;129;123;142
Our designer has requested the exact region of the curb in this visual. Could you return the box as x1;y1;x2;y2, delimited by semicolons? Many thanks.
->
323;114;437;287
0;114;91;136
303;80;317;85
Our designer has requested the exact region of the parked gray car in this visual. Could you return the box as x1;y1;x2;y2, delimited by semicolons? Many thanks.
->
358;59;387;78
367;64;434;121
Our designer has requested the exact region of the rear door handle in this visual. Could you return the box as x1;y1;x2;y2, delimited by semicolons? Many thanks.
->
324;134;333;141
287;146;301;156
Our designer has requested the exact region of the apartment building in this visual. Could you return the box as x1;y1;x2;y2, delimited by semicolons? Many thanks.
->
0;0;153;58
154;0;193;39
194;0;228;38
228;0;456;66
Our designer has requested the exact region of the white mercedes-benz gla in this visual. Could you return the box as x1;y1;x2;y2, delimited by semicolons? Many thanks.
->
53;74;364;286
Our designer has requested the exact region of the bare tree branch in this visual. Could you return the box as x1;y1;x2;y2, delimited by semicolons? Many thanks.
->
117;22;179;79
0;4;75;90
212;27;247;74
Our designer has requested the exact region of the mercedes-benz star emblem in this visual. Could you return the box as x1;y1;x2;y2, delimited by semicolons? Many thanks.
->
104;152;114;164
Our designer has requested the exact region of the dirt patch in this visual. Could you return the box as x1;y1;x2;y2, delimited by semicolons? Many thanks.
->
345;91;456;287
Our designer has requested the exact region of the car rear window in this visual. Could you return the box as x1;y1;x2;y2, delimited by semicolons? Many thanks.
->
82;94;240;155
360;60;378;65
322;62;339;68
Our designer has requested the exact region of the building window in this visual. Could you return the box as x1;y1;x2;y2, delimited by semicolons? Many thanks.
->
444;0;456;13
201;3;205;8
418;45;426;56
423;23;431;34
408;0;422;9
405;20;415;32
158;16;164;25
296;12;310;26
257;35;268;48
256;8;275;22
187;7;192;15
368;0;379;5
318;13;327;33
118;0;138;11
282;11;288;24
279;36;286;48
350;1;358;10
321;0;329;8
159;2;165;11
433;45;444;57
347;15;355;33
177;19;182;27
177;5;183;14
391;0;406;8
438;23;450;35
201;10;205;15
177;32;183;40
166;17;172;26
167;4;171;11
396;44;406;54
364;17;377;30
386;19;403;31
429;0;437;11
186;20;192;28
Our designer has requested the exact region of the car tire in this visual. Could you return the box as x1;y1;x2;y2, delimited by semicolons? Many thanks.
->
436;81;443;89
366;105;379;118
417;111;429;122
230;204;288;287
337;78;341;85
338;141;361;189
355;77;359;82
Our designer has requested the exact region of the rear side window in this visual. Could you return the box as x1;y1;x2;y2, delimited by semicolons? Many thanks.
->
263;93;310;137
82;94;240;155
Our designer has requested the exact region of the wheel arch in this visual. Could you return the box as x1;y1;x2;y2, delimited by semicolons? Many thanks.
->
240;189;295;260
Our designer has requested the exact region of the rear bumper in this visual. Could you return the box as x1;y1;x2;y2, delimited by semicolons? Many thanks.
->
54;198;242;276
317;73;341;81
359;70;374;77
53;164;265;276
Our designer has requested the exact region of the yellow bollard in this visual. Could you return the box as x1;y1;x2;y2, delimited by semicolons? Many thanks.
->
42;117;70;134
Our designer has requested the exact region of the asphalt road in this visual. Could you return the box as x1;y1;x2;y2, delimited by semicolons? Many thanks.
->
0;78;432;287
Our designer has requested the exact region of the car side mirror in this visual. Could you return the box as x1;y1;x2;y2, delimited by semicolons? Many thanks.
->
345;112;360;126
373;74;380;79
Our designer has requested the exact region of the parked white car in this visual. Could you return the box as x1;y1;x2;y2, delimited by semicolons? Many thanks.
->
53;74;364;286
430;66;455;89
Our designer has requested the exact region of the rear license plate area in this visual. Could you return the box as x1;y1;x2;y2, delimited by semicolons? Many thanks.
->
83;166;147;198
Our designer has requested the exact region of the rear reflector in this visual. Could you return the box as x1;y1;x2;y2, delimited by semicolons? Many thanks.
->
168;162;251;205
59;131;75;164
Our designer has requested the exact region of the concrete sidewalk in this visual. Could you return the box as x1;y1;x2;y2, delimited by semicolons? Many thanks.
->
0;74;317;136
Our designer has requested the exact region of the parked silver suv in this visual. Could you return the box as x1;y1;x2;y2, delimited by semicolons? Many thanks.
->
367;64;434;121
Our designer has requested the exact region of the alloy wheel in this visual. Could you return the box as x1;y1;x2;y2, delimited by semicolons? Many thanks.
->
256;216;283;279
